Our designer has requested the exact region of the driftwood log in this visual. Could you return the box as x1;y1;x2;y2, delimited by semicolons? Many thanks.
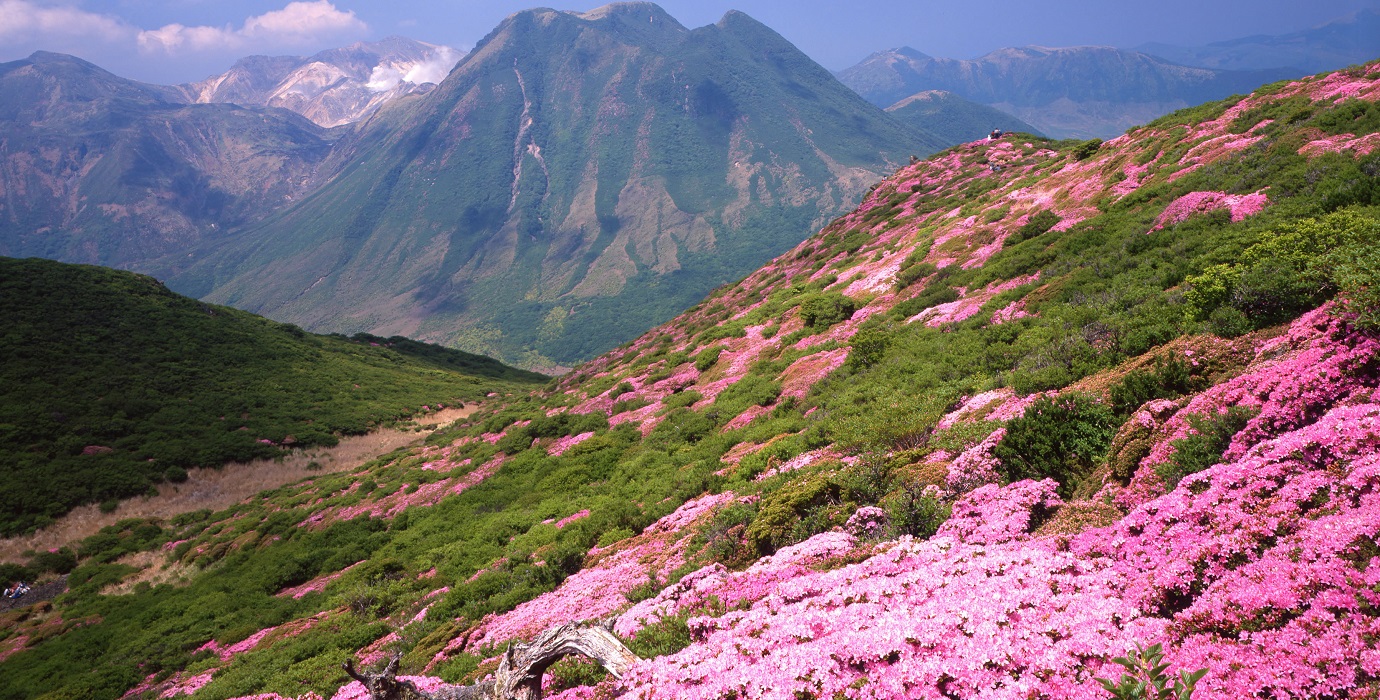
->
342;620;641;700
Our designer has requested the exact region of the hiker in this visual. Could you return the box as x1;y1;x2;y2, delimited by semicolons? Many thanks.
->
989;128;1003;140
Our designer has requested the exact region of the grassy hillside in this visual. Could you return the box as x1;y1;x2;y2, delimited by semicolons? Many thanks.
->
0;257;545;536
1;64;1378;700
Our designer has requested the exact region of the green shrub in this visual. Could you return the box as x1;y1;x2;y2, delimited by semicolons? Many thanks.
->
1109;354;1204;416
799;292;859;329
1073;139;1103;160
995;393;1119;496
1157;406;1258;490
1007;210;1061;246
1098;643;1208;700
695;347;724;372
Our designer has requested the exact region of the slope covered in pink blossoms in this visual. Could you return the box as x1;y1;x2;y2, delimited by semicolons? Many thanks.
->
3;62;1379;700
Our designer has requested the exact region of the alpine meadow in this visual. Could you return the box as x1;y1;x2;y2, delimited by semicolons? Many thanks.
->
1;3;1379;700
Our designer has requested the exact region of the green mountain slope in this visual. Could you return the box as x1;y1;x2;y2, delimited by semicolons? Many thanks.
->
0;52;335;269
164;3;944;370
885;89;1043;142
0;257;545;536
3;57;1376;700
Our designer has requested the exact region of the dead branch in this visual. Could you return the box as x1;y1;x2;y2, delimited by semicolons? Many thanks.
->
342;619;640;700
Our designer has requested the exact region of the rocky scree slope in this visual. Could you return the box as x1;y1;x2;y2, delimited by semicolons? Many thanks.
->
1;63;1379;700
164;3;944;371
174;37;463;128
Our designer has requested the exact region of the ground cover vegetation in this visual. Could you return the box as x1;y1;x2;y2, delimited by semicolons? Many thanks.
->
2;63;1379;700
0;258;545;535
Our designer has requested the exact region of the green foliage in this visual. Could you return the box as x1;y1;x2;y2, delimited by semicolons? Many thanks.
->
1158;406;1259;490
995;393;1120;497
1109;355;1205;416
848;325;892;370
1097;643;1208;700
1073;138;1104;160
883;482;951;539
695;346;724;372
1007;210;1062;246
1317;209;1380;328
799;292;859;329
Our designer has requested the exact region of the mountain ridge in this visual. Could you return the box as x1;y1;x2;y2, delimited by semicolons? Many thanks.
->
838;44;1297;138
160;4;945;370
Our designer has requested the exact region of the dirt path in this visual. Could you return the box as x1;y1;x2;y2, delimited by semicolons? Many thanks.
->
0;406;477;564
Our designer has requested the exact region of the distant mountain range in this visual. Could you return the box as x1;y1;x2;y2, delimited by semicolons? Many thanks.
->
1138;9;1380;73
173;36;463;128
837;45;1292;139
0;4;975;371
0;51;334;269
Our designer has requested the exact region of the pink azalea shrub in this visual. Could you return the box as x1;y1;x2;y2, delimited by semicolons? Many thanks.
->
936;478;1062;545
432;493;739;663
1151;190;1269;231
944;426;1005;493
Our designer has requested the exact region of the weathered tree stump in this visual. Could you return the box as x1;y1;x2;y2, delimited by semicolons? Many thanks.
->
343;620;640;700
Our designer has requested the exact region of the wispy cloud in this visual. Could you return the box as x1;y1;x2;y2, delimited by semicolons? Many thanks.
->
365;46;463;91
137;1;366;55
0;0;135;44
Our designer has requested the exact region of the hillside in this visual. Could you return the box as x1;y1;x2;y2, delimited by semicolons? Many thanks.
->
1;63;1377;700
175;37;463;128
0;52;336;270
0;257;545;536
885;89;1043;142
162;4;945;370
837;45;1296;138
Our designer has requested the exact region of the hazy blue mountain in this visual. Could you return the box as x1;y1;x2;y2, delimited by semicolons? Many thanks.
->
886;90;1043;142
838;45;1294;138
1138;10;1380;73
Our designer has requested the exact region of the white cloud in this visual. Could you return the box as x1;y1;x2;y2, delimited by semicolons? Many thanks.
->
366;46;463;91
138;1;366;55
0;0;134;43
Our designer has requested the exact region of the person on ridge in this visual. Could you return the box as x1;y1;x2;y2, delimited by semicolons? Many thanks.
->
989;128;1003;140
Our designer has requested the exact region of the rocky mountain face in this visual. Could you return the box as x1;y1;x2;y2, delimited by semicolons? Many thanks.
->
164;3;944;370
4;61;1376;700
0;52;334;269
174;37;463;128
838;45;1294;138
1139;9;1380;73
885;89;1043;142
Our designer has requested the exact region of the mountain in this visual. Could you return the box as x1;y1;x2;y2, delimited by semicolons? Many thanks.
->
1139;9;1380;73
885;89;1043;142
174;37;464;128
3;61;1376;700
163;4;945;371
0;256;544;536
837;45;1296;138
0;52;335;269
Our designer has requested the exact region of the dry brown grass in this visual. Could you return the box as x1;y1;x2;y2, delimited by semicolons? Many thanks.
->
0;406;477;564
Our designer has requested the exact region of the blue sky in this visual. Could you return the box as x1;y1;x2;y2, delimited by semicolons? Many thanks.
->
1;0;1377;84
